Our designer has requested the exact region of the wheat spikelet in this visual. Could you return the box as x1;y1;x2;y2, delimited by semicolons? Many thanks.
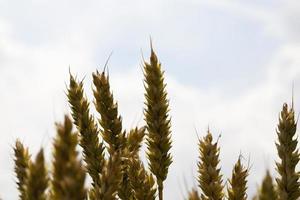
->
67;74;105;188
258;170;277;200
26;149;48;200
128;157;156;200
144;44;172;200
275;103;300;200
93;70;125;155
198;130;224;200
227;157;248;200
14;140;31;200
51;115;87;200
186;188;201;200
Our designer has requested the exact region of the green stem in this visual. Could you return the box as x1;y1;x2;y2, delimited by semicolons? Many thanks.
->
158;181;163;200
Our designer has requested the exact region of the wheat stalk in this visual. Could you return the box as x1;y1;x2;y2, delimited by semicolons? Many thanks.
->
14;140;31;200
26;149;48;200
198;130;224;200
275;103;300;200
227;157;248;200
67;74;105;189
143;44;172;200
51;115;86;200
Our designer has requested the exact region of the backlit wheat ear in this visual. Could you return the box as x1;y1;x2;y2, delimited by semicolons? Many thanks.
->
51;115;87;200
186;188;201;200
128;157;157;200
227;157;248;200
198;130;224;200
93;70;125;155
14;140;31;200
258;170;277;200
67;74;105;189
144;43;172;200
26;149;48;200
275;103;300;200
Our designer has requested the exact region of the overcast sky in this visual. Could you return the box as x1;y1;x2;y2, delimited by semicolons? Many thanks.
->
1;0;300;199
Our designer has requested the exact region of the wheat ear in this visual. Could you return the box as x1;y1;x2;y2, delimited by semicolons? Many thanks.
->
127;127;146;157
275;103;300;200
258;170;277;200
144;44;172;200
14;140;31;200
26;149;48;200
93;70;125;155
198;130;224;200
227;157;248;200
90;152;122;200
128;157;157;200
67;74;105;188
117;127;146;200
51;115;86;200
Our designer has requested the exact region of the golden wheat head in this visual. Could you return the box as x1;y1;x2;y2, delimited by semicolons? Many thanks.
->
92;70;125;155
227;157;248;200
67;74;105;188
90;152;122;200
258;170;277;200
198;130;224;200
51;115;86;200
14;140;31;200
275;103;300;200
26;149;48;200
128;157;157;200
144;44;172;200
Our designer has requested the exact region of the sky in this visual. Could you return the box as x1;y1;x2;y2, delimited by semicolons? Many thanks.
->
0;0;300;199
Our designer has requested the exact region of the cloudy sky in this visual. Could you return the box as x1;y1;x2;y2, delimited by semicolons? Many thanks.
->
1;0;300;199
